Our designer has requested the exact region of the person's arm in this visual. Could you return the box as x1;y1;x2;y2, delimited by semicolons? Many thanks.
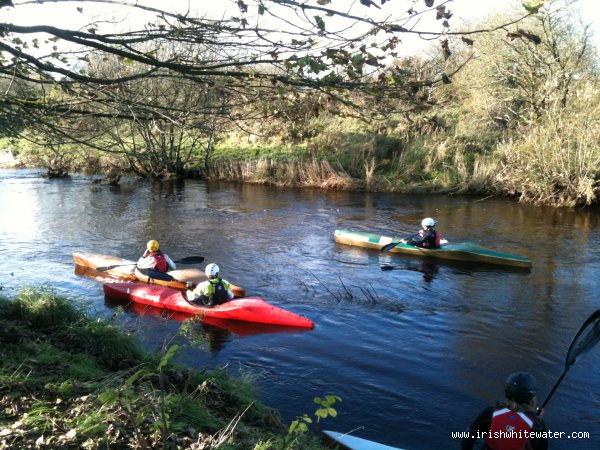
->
406;231;426;247
187;281;212;305
164;254;176;270
529;415;549;450
223;279;234;300
461;406;493;450
136;255;154;269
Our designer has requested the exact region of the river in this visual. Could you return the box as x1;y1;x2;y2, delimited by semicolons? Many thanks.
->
1;168;598;449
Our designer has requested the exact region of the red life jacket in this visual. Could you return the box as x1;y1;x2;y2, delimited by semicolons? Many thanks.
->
419;229;441;249
485;407;534;450
150;252;168;273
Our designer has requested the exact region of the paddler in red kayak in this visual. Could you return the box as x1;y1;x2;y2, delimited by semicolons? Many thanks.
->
461;372;548;450
137;240;177;273
185;263;234;307
404;217;442;249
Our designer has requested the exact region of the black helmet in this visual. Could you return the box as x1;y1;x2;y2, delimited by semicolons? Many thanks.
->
504;372;537;403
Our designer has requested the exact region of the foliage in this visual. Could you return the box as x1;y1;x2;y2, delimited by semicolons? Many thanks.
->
0;287;321;449
0;0;533;180
497;97;600;206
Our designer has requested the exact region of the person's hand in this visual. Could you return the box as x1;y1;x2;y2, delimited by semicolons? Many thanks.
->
143;249;150;257
186;282;193;290
536;407;545;417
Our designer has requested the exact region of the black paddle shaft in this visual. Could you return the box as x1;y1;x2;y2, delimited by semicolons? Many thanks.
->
539;310;600;411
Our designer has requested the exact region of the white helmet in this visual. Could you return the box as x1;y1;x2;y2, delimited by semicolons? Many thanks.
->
205;263;220;278
421;217;436;228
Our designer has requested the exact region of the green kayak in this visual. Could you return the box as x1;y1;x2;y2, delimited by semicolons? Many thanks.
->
334;229;532;268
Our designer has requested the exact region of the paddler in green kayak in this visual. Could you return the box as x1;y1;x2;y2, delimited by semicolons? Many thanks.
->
404;217;442;249
186;263;235;306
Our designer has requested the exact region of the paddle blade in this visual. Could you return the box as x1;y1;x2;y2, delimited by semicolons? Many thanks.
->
381;242;400;252
565;310;600;367
175;256;204;264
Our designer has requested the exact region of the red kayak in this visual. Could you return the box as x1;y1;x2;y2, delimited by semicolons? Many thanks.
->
103;282;314;329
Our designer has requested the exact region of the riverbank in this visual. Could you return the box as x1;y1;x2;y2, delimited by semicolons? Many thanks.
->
0;149;21;168
0;287;325;449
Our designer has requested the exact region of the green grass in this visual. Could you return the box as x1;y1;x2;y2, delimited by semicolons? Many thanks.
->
0;287;328;449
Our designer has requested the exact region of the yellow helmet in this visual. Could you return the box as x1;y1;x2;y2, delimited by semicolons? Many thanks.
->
147;240;160;252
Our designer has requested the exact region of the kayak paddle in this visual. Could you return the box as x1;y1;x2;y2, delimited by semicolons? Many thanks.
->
381;240;406;252
382;234;420;252
96;256;204;272
538;309;600;412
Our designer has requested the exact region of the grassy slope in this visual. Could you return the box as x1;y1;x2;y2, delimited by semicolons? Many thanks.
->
0;287;325;449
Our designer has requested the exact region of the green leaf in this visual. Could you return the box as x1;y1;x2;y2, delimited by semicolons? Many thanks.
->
314;15;326;31
522;0;545;13
98;389;119;404
315;409;328;418
158;344;179;369
298;56;310;68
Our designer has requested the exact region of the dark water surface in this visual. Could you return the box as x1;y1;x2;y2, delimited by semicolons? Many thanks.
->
1;168;599;449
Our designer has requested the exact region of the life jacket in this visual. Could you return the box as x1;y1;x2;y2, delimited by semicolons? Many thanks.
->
149;252;168;273
419;229;441;249
485;407;534;450
208;278;229;305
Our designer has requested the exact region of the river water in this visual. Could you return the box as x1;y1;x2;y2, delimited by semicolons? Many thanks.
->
1;168;599;449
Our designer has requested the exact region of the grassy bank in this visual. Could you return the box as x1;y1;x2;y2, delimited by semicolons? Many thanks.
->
0;287;327;449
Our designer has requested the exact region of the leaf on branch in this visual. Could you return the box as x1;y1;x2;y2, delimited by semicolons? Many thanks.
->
258;4;266;14
385;24;408;33
365;53;379;66
360;0;381;9
461;36;474;46
76;6;83;13
436;5;452;20
314;15;326;31
441;39;451;59
317;0;331;4
507;28;542;45
237;0;248;13
522;0;545;14
424;0;434;7
441;73;452;84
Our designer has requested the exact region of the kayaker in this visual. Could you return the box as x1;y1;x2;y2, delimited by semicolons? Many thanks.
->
461;371;548;450
137;240;176;273
404;217;441;249
186;263;234;307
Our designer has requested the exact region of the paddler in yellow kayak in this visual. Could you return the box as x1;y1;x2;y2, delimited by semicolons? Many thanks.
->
137;240;177;273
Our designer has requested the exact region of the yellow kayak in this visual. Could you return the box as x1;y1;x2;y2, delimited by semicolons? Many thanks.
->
72;252;246;297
